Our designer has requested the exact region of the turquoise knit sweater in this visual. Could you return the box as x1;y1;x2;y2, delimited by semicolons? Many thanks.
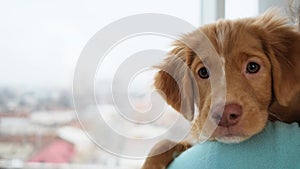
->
168;122;300;169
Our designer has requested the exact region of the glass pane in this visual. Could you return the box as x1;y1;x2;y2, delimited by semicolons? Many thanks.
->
0;1;200;169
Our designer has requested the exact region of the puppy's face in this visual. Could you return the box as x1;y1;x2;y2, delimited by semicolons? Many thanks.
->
192;24;272;143
155;10;300;143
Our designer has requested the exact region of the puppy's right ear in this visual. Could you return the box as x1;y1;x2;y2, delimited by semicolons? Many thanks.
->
154;41;196;121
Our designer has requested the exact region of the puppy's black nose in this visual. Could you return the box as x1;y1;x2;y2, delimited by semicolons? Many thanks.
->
212;103;242;127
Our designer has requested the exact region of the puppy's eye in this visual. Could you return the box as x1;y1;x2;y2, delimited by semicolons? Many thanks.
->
246;62;260;73
198;67;209;79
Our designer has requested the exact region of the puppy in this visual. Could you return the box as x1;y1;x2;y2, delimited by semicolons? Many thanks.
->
141;9;300;169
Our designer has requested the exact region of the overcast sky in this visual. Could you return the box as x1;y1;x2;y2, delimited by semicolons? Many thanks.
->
0;0;258;89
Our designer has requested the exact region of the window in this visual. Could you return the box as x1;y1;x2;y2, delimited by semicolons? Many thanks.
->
0;1;201;168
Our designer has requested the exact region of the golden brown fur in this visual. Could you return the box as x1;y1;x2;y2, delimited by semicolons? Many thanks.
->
142;9;300;169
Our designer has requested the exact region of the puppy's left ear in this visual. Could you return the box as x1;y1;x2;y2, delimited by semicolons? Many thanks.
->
257;9;300;106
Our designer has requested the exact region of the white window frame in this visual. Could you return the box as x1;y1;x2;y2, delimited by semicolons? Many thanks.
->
200;0;225;25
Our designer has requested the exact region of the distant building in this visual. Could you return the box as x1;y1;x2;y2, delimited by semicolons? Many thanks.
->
28;139;75;163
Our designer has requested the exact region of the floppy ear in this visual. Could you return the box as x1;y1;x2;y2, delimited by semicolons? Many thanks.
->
257;10;300;106
154;41;196;121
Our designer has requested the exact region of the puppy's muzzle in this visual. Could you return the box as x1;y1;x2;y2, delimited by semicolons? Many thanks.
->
212;103;243;127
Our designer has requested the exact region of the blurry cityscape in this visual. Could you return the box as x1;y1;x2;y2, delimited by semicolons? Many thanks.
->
0;84;186;169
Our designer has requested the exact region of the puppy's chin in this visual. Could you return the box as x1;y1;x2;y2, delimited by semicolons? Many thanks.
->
199;134;250;144
215;135;250;144
198;121;267;144
199;133;251;143
211;123;266;143
212;126;254;143
201;131;251;143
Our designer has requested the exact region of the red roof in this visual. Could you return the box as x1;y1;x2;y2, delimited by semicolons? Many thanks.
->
28;139;75;163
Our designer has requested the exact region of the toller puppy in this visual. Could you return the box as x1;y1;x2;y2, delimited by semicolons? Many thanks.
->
141;9;300;169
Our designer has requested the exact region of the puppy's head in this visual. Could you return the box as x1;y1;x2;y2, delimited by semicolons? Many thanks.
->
154;10;300;143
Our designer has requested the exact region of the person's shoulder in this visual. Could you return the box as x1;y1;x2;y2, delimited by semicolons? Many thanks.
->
267;121;300;141
268;121;300;149
168;122;300;169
